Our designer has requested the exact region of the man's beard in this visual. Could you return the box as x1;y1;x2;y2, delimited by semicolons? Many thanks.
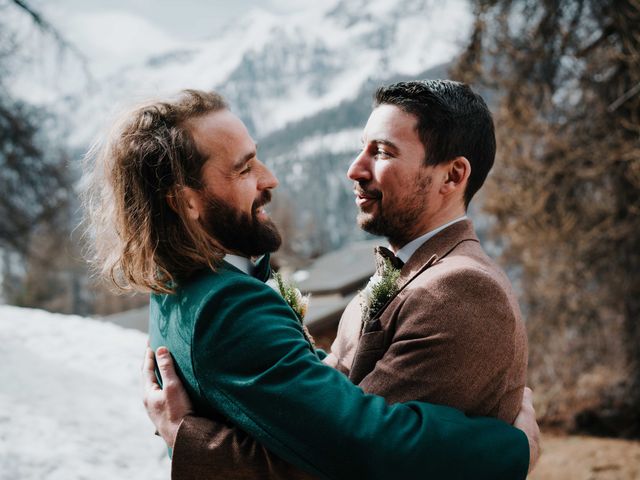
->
201;190;282;257
355;171;432;247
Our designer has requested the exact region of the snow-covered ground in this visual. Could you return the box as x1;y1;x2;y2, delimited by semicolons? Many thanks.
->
0;306;169;480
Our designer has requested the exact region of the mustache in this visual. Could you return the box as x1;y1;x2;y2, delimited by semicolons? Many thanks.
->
252;190;272;211
353;183;382;199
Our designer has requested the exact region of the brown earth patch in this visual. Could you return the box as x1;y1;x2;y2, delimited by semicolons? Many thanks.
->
530;432;640;479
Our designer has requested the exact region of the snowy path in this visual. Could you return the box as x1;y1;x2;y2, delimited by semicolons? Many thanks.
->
0;306;169;479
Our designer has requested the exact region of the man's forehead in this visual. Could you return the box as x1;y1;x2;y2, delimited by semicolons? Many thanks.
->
188;110;255;162
362;104;419;143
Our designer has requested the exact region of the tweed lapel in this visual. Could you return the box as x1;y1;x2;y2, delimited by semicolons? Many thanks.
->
370;219;480;322
350;220;481;384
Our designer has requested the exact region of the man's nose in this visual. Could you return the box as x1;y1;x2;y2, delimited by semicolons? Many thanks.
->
347;150;372;182
257;160;279;190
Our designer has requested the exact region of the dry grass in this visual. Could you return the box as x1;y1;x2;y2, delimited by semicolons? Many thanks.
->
531;432;640;480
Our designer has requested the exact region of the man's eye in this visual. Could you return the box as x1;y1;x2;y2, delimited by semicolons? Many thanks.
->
241;165;252;174
376;149;390;157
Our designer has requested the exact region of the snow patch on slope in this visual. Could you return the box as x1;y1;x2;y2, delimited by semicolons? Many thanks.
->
0;306;169;480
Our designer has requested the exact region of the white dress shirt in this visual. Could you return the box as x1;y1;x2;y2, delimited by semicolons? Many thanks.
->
223;254;265;276
393;216;468;264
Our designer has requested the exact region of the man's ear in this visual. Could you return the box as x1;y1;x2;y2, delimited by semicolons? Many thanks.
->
167;186;203;221
440;156;471;196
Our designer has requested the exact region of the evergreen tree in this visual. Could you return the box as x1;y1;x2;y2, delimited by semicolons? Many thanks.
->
0;0;76;310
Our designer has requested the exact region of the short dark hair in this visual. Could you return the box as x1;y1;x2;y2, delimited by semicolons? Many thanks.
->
374;80;496;207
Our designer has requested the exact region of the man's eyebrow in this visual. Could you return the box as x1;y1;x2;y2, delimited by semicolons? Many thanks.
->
371;138;400;151
233;145;257;170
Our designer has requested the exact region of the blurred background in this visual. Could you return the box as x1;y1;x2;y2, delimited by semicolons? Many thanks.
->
0;0;638;478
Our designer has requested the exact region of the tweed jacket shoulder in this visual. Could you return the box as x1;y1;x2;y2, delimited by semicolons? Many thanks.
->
325;219;528;423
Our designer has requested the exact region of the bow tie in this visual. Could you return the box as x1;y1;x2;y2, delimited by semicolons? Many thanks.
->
252;254;272;282
374;246;404;273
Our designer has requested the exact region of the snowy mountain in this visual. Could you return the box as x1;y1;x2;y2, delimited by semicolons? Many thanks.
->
56;0;471;143
22;0;474;256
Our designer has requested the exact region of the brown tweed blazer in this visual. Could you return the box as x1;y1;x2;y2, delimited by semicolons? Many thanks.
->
324;219;527;420
170;219;527;479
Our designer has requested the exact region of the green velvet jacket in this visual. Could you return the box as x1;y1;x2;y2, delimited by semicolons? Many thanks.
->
148;259;529;479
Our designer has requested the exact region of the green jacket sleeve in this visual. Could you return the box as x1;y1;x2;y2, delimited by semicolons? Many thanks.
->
191;277;529;480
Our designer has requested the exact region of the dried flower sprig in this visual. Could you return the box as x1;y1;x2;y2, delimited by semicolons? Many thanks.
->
271;272;310;323
360;258;401;323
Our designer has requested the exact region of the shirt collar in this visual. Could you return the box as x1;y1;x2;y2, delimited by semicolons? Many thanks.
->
393;215;468;264
223;254;265;276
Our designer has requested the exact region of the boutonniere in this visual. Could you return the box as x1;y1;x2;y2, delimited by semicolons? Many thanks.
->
360;257;401;325
268;272;315;348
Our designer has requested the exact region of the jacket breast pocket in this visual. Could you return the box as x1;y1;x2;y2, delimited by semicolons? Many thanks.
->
357;329;386;352
349;330;386;384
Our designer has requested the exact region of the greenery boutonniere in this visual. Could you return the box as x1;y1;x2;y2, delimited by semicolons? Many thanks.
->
360;258;401;325
269;272;315;348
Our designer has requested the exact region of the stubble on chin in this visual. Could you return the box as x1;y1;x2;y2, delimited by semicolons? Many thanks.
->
360;209;414;247
357;205;388;237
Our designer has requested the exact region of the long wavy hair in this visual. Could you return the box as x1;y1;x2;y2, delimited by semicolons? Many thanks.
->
82;90;228;294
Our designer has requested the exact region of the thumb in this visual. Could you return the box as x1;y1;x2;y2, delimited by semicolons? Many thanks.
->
155;347;177;387
522;387;534;408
